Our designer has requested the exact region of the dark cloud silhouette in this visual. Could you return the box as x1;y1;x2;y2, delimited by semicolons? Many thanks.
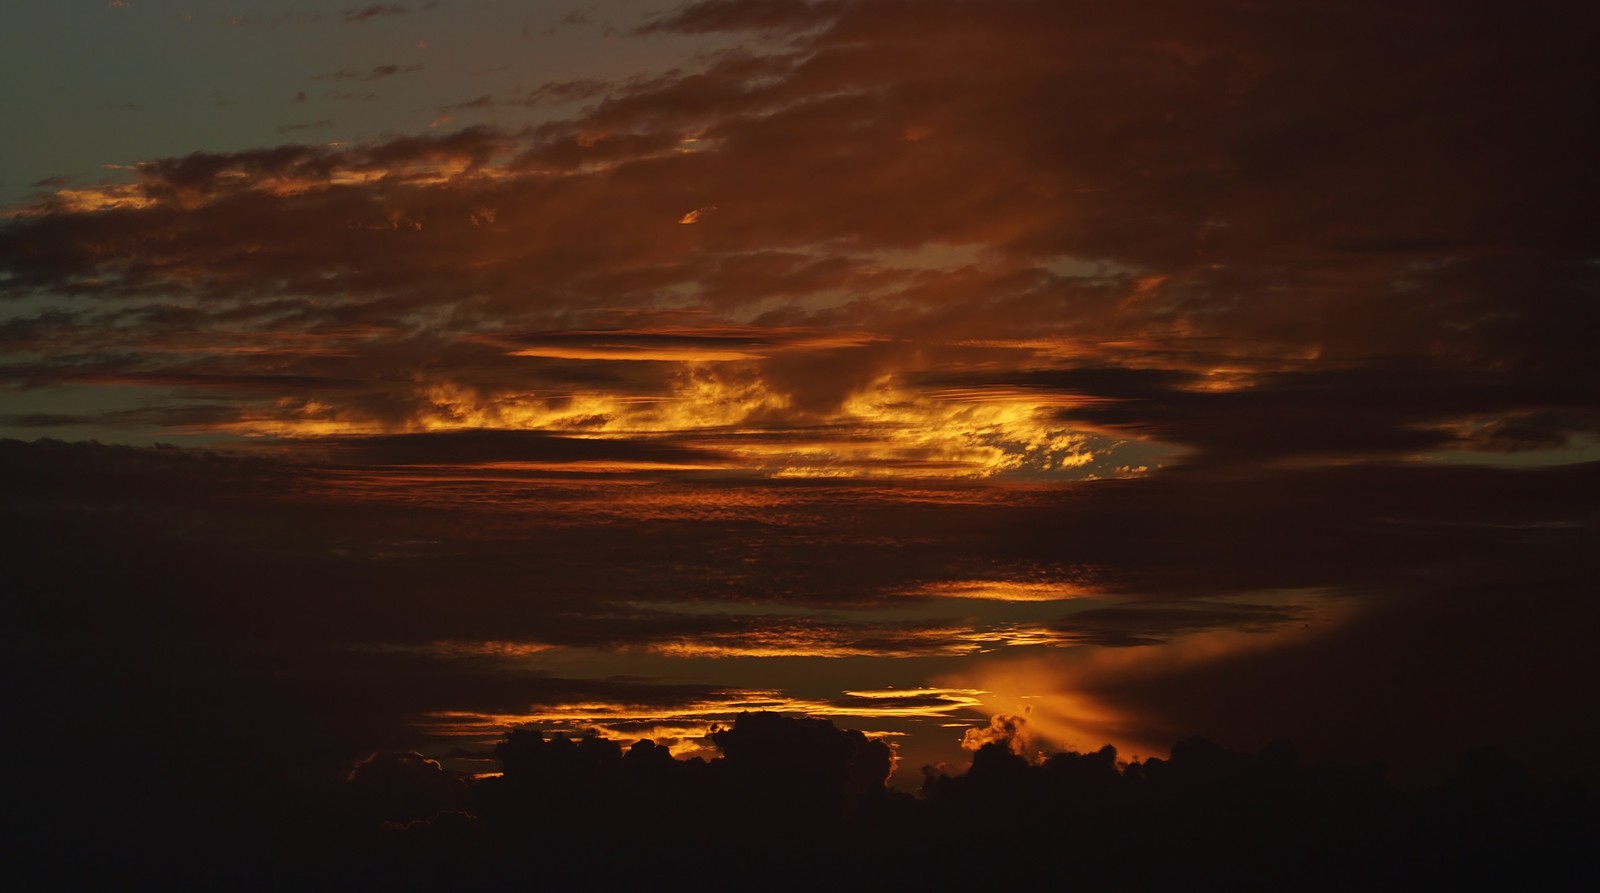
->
298;428;733;467
352;712;1600;885
347;750;472;822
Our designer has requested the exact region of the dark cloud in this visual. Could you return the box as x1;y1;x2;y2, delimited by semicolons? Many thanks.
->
300;428;732;466
1082;572;1600;784
374;712;1599;885
1050;600;1308;647
347;750;471;822
441;94;495;112
442;79;615;113
1006;365;1600;469
315;63;425;81
516;77;611;106
278;118;334;134
342;5;411;25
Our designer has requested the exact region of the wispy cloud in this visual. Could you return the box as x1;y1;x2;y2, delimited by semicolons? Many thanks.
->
342;4;410;24
277;118;334;134
315;62;425;81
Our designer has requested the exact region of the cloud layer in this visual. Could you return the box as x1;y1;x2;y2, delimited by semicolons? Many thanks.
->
7;0;1593;475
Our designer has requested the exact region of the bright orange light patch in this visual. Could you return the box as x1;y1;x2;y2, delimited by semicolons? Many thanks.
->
911;579;1094;602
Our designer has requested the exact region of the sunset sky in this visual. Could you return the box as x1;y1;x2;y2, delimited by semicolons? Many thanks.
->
4;0;1597;820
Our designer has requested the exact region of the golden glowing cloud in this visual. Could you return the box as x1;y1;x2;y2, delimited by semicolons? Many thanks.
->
412;686;987;744
910;579;1095;602
214;362;1101;479
511;345;766;362
644;626;975;659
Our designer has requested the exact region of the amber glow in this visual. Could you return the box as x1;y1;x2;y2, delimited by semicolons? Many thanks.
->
645;627;980;659
941;597;1352;758
909;580;1095;602
414;687;988;748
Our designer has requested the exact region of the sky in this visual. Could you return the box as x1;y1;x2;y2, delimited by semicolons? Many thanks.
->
3;0;1599;840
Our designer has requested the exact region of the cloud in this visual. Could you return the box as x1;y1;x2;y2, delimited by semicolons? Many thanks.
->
6;0;1594;476
296;428;733;467
1049;600;1308;647
710;710;896;796
315;63;425;81
959;713;1037;758
342;5;410;24
347;750;471;822
493;325;878;362
278;119;334;134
